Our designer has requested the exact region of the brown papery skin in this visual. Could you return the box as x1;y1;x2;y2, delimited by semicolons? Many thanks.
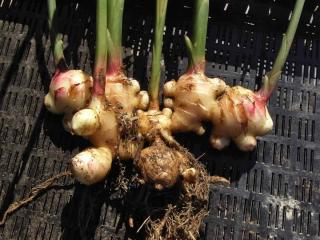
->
164;73;273;151
138;138;185;190
136;109;197;190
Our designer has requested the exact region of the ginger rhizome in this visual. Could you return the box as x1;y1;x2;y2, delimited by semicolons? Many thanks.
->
133;0;197;191
104;0;148;116
69;0;150;185
44;0;93;115
164;0;305;151
44;0;148;185
137;108;197;190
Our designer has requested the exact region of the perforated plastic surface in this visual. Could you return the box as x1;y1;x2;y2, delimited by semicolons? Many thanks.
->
0;0;320;239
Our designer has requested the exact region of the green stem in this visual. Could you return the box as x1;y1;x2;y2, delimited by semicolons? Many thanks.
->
186;0;209;73
260;0;305;99
47;0;66;70
107;0;125;74
93;0;108;95
149;0;168;110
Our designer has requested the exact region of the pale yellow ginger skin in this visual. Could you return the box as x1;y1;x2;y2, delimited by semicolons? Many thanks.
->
164;72;226;135
69;96;118;185
71;109;100;136
44;70;93;114
44;70;149;185
164;73;273;151
136;109;197;190
210;86;273;151
71;147;112;185
67;77;149;185
105;73;149;114
137;108;173;142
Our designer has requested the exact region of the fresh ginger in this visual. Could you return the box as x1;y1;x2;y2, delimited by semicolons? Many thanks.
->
44;0;93;115
44;0;148;185
210;86;273;151
132;0;197;190
136;108;197;190
164;72;226;135
44;70;93;114
105;72;148;114
164;0;305;151
165;77;273;151
69;0;151;185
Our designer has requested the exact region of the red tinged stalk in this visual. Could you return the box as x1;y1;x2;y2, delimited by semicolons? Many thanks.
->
68;0;117;185
163;0;227;136
93;67;106;96
104;0;149;115
210;0;305;151
70;0;149;185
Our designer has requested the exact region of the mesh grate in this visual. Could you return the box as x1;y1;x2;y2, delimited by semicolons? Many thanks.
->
1;0;320;239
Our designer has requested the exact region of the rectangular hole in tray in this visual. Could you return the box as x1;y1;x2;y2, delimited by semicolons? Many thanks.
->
18;122;26;144
267;203;272;227
282;206;286;230
317;213;320;237
310;92;317;113
294;183;299;201
242;198;247;222
272;143;277;165
260;170;264;194
9;150;19;174
3;149;10;172
275;205;279;229
4;37;11;56
249;200;254;223
298;118;302;140
277;173;282;196
231;196;237;221
218;193;223;218
2;91;11;111
308;180;313;203
225;194;231;219
300;210;305;234
0;37;6;55
302;179;306;202
270;173;275;195
310;150;314;172
0;62;5;78
293;208;298;232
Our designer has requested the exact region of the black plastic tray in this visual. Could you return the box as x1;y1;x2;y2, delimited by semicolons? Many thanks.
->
0;0;319;239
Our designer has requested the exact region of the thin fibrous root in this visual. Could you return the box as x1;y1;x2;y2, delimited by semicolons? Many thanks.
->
144;159;210;239
0;171;72;225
